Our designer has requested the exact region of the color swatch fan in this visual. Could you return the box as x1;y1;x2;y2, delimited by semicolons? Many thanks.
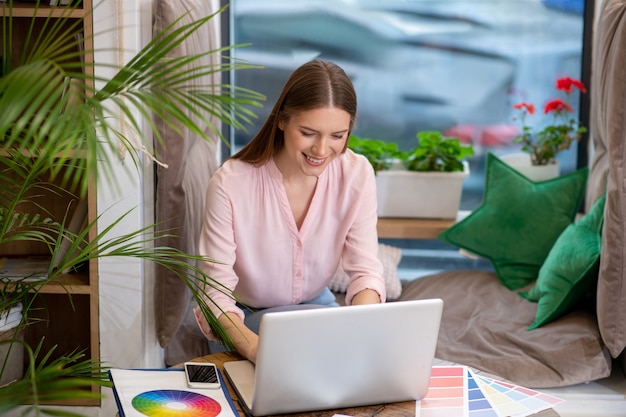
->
417;366;564;417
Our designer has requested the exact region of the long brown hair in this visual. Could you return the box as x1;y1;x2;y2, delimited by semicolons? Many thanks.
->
232;59;357;165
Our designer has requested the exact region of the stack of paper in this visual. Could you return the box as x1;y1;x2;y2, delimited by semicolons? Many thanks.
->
417;366;564;417
0;257;50;281
0;303;22;333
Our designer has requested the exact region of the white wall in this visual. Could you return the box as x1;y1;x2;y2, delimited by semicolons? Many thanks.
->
94;1;158;416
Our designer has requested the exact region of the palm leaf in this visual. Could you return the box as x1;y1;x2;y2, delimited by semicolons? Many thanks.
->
0;343;111;415
2;3;265;194
0;1;265;414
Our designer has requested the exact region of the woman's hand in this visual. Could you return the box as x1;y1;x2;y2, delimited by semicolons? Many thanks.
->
351;288;382;305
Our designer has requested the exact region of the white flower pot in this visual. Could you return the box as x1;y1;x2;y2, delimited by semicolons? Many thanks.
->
499;153;560;182
376;162;469;219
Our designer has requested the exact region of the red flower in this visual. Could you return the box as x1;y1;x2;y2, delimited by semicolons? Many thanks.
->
556;76;587;94
544;98;573;114
513;102;535;114
511;75;587;165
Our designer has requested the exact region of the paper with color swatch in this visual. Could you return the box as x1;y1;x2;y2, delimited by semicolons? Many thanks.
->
417;366;564;417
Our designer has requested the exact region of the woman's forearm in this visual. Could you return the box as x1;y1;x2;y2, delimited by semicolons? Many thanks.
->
219;312;259;363
351;288;382;305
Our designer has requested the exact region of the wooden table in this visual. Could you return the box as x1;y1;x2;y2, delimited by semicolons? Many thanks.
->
185;352;561;417
376;211;470;240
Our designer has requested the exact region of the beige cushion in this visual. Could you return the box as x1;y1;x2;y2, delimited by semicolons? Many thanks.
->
329;243;403;300
588;0;626;359
400;270;611;388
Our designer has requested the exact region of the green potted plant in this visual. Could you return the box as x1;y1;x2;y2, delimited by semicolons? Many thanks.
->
346;136;403;173
505;76;587;181
0;1;263;414
348;131;474;219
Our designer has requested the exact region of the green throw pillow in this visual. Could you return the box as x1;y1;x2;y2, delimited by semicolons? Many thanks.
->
519;194;606;330
439;153;588;290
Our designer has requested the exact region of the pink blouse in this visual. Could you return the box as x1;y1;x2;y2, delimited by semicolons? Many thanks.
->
197;149;386;326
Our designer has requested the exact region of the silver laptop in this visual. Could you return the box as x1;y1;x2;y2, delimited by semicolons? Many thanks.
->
223;298;443;416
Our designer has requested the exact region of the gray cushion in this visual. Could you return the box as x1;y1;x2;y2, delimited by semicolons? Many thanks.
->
400;270;611;388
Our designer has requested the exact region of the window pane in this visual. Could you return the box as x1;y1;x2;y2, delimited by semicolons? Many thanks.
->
230;0;586;277
232;0;585;205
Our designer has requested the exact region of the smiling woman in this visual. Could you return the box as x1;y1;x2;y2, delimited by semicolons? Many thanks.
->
276;107;350;175
194;59;386;363
275;106;352;228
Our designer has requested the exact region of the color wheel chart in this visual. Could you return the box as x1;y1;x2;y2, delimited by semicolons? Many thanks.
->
416;366;563;417
109;369;237;417
131;389;221;417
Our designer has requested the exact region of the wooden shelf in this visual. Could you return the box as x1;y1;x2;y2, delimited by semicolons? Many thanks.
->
1;3;85;19
377;211;470;239
0;148;89;158
36;272;91;294
21;390;100;407
1;0;99;408
24;290;100;406
0;272;90;294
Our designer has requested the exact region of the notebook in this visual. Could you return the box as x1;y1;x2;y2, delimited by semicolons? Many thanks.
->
223;298;443;416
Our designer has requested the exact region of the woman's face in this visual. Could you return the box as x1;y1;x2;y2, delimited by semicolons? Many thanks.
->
277;106;351;177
